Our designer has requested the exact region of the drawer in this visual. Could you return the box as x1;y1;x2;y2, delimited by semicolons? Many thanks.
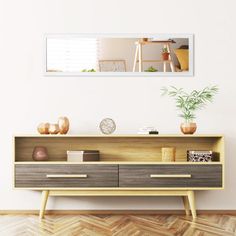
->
119;165;222;188
15;164;118;188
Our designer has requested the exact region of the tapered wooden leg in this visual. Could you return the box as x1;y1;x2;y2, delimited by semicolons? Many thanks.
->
39;190;49;219
133;45;139;72
163;61;167;72
170;61;175;72
187;190;197;219
182;196;190;216
138;43;143;72
166;43;175;72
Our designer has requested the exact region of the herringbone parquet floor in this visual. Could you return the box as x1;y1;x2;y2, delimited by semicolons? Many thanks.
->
0;214;235;236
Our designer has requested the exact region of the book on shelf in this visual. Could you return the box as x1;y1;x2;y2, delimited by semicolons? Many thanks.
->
67;150;100;162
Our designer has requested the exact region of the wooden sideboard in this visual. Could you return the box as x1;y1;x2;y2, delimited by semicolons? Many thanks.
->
13;135;224;219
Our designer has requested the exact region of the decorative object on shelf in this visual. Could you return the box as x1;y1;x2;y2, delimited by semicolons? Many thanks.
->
32;146;48;161
67;150;100;162
48;124;60;134
138;126;159;135
162;147;176;162
37;123;50;134
37;116;70;135
149;131;159;134
187;150;219;162
161;85;218;134
58;116;70;134
162;47;170;60
180;123;197;135
99;118;116;135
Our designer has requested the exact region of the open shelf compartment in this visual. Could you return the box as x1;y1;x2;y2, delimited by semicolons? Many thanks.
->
14;135;224;163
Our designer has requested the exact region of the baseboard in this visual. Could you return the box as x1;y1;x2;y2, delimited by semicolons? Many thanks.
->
0;210;236;215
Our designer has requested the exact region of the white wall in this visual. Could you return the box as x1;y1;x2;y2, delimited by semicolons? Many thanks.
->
0;0;236;210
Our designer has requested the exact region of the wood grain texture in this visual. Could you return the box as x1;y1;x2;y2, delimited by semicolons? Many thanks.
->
15;163;222;189
14;135;224;162
48;190;190;196
0;213;236;236
40;190;49;219
15;164;118;188
119;164;222;187
15;161;223;165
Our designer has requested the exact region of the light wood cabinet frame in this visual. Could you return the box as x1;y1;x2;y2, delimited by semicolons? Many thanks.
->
13;134;225;219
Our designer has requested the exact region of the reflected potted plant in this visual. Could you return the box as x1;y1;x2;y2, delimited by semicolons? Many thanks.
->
162;47;170;60
81;69;96;72
161;86;218;134
144;66;158;72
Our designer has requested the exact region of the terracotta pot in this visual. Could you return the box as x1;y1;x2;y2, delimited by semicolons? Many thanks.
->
162;52;170;61
37;123;50;134
58;116;70;134
32;146;48;161
49;123;60;134
180;122;197;135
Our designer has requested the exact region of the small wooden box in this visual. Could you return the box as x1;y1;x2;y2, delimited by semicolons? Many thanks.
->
67;150;100;162
187;150;219;162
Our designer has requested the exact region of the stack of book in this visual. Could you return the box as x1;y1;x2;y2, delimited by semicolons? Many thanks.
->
67;150;100;162
138;126;159;135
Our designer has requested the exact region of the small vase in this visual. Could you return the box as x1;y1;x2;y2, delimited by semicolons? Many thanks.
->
37;122;50;134
180;122;197;134
58;116;70;134
32;146;48;161
49;123;60;134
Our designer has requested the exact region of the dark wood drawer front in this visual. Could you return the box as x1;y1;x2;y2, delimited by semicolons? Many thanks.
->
119;165;222;188
15;164;118;188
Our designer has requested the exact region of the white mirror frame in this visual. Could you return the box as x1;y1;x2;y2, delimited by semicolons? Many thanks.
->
44;33;194;77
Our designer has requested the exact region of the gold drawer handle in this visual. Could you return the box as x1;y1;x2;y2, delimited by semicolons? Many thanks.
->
150;174;191;178
46;174;88;178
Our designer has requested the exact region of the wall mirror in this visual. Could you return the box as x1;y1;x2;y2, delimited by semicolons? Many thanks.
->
45;34;194;77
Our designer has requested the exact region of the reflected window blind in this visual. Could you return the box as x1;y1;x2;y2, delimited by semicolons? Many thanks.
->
47;38;99;72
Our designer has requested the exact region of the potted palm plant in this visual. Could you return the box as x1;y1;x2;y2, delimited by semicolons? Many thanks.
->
161;86;218;134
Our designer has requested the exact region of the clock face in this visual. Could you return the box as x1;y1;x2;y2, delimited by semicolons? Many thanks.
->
99;118;116;135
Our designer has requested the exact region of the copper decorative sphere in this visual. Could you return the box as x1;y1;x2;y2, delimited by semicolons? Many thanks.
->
58;116;70;134
37;123;50;134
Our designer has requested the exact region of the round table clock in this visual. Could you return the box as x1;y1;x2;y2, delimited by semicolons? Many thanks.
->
99;118;116;135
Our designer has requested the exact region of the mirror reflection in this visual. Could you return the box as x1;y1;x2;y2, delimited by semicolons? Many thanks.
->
46;35;193;75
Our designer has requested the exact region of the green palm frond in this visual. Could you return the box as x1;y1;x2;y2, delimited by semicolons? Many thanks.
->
162;85;218;123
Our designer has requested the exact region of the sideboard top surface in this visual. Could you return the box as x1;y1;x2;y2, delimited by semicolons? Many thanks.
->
14;134;224;138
